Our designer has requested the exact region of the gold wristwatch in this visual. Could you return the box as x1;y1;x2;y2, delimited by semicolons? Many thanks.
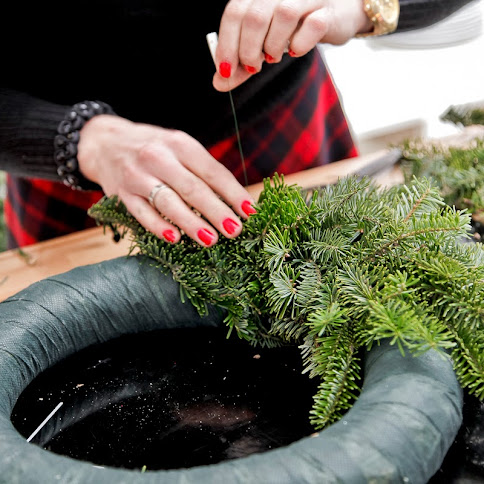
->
357;0;400;37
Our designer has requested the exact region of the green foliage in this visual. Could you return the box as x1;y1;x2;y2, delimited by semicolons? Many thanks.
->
441;106;484;127
399;137;484;221
88;175;484;429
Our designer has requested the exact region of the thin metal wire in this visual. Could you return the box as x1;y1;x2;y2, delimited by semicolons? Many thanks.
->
228;90;248;187
206;33;248;187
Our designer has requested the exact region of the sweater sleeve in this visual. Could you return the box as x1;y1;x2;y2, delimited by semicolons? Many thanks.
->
397;0;477;32
0;88;69;181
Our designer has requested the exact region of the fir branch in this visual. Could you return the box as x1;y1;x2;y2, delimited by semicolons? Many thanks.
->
269;314;307;341
292;261;327;315
266;265;299;319
447;325;484;399
88;195;141;234
369;221;469;261
88;173;484;430
302;228;352;266
264;226;294;273
393;178;444;223
398;137;484;215
309;332;361;429
441;105;484;127
364;299;454;356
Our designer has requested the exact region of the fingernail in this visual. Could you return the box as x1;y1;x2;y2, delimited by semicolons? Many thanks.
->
264;53;275;63
244;65;257;74
162;230;176;243
223;218;239;235
288;49;297;57
219;61;232;78
241;200;256;216
198;228;215;246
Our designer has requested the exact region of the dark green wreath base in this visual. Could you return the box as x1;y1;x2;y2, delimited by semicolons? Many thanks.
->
0;256;463;484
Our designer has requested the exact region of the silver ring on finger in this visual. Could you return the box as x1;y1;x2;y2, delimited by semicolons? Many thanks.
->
148;182;171;208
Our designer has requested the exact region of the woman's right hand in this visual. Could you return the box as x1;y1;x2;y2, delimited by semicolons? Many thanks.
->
212;0;373;92
77;115;256;247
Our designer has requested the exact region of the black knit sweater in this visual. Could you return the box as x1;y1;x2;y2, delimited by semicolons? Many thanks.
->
0;0;475;181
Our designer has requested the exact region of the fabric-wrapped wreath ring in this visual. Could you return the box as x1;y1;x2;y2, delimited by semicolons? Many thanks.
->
148;182;171;208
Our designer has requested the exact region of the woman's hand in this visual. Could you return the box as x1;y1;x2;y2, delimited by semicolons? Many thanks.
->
212;0;372;92
77;115;256;246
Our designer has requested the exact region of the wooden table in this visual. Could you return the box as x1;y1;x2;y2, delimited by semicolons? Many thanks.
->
0;226;133;300
0;149;403;301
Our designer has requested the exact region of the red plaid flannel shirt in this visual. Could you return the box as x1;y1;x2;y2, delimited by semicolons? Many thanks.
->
5;53;357;249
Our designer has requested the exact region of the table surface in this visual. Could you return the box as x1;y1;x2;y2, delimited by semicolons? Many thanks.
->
0;149;404;302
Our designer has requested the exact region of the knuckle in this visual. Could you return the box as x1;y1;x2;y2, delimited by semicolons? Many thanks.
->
223;2;245;22
201;169;218;187
137;142;160;163
177;181;197;200
244;6;269;29
305;15;327;35
275;2;300;23
167;129;190;151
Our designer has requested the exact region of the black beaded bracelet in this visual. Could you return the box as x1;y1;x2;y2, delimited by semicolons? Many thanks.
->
54;100;115;190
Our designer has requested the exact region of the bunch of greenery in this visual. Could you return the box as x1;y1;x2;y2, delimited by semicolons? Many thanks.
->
441;106;484;128
88;175;484;429
399;137;484;224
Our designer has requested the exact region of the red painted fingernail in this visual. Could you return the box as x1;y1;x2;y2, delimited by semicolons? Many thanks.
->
198;228;215;246
244;65;257;74
223;218;239;235
162;230;176;243
288;49;297;57
241;200;256;216
219;61;232;78
264;53;275;63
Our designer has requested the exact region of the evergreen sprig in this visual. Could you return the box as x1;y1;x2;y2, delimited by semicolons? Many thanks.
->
399;137;484;224
441;106;484;127
88;174;484;429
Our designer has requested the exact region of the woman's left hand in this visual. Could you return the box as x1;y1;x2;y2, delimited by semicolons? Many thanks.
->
212;0;372;92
